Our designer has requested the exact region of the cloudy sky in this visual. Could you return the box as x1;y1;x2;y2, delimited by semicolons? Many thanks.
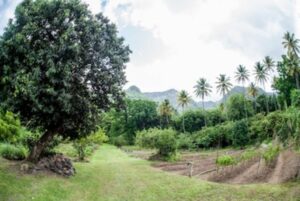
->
0;0;299;100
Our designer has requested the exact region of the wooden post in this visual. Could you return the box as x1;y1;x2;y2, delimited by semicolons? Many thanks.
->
187;162;193;178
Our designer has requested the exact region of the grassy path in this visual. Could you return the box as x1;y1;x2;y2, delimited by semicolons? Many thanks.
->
0;145;299;201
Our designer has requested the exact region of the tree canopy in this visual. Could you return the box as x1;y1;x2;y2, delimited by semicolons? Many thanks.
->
0;0;131;161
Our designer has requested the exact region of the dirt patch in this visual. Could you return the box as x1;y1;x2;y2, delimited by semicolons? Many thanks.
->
127;149;300;184
209;150;300;184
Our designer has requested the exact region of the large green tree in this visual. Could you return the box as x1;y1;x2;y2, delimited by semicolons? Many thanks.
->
0;0;131;162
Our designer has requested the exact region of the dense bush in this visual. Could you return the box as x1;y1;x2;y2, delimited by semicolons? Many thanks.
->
73;128;108;160
206;109;225;126
291;89;300;107
172;110;205;133
101;99;160;145
0;111;23;143
193;122;234;148
177;133;194;150
232;119;249;148
225;94;254;121
136;128;178;158
0;143;28;160
255;94;278;113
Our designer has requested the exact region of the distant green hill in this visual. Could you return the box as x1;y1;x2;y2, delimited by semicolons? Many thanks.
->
125;85;270;111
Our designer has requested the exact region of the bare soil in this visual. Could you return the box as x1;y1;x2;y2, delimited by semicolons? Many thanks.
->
127;149;300;184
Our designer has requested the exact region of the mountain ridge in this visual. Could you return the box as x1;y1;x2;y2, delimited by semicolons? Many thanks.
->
125;85;269;111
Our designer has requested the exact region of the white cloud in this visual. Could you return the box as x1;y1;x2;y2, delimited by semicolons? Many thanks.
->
0;0;22;33
101;0;294;100
82;0;102;14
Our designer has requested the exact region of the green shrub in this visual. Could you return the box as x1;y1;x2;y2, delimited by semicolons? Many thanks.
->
156;129;177;157
263;145;280;164
136;128;178;159
225;94;254;121
72;129;108;160
0;111;22;143
291;89;300;107
0;143;28;160
177;133;194;150
240;149;260;162
232;119;249;147
112;135;129;147
193;122;233;148
54;143;77;157
88;128;109;145
216;155;236;167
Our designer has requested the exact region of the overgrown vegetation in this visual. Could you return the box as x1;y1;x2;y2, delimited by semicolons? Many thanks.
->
136;128;178;160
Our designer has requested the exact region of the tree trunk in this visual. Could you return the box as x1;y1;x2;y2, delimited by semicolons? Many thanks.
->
182;106;185;133
243;84;248;120
27;130;55;163
263;85;269;114
202;99;207;127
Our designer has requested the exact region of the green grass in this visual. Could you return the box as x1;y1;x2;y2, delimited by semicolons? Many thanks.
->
0;145;300;201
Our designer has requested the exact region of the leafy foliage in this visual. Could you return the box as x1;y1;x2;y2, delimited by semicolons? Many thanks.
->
193;122;234;148
216;155;236;167
291;89;300;107
225;94;254;121
263;145;280;164
136;128;177;159
173;110;205;133
0;0;130;161
0;143;28;160
232;119;249;147
101;99;159;145
73;128;108;161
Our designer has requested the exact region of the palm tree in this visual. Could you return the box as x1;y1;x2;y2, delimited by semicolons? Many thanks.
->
282;54;300;89
159;99;173;128
282;32;300;56
216;74;232;100
235;65;249;119
248;82;258;111
254;61;269;113
194;78;212;126
177;90;191;133
216;74;232;120
263;56;275;73
194;78;212;110
282;32;300;89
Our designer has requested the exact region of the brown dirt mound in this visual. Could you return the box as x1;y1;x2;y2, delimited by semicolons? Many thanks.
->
269;150;300;183
208;150;300;184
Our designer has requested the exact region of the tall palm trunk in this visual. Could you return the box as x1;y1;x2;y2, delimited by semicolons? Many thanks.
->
243;83;248;120
263;84;269;114
202;98;207;127
254;96;257;112
182;106;186;133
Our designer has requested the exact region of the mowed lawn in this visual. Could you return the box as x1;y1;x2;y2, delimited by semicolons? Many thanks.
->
0;145;300;201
